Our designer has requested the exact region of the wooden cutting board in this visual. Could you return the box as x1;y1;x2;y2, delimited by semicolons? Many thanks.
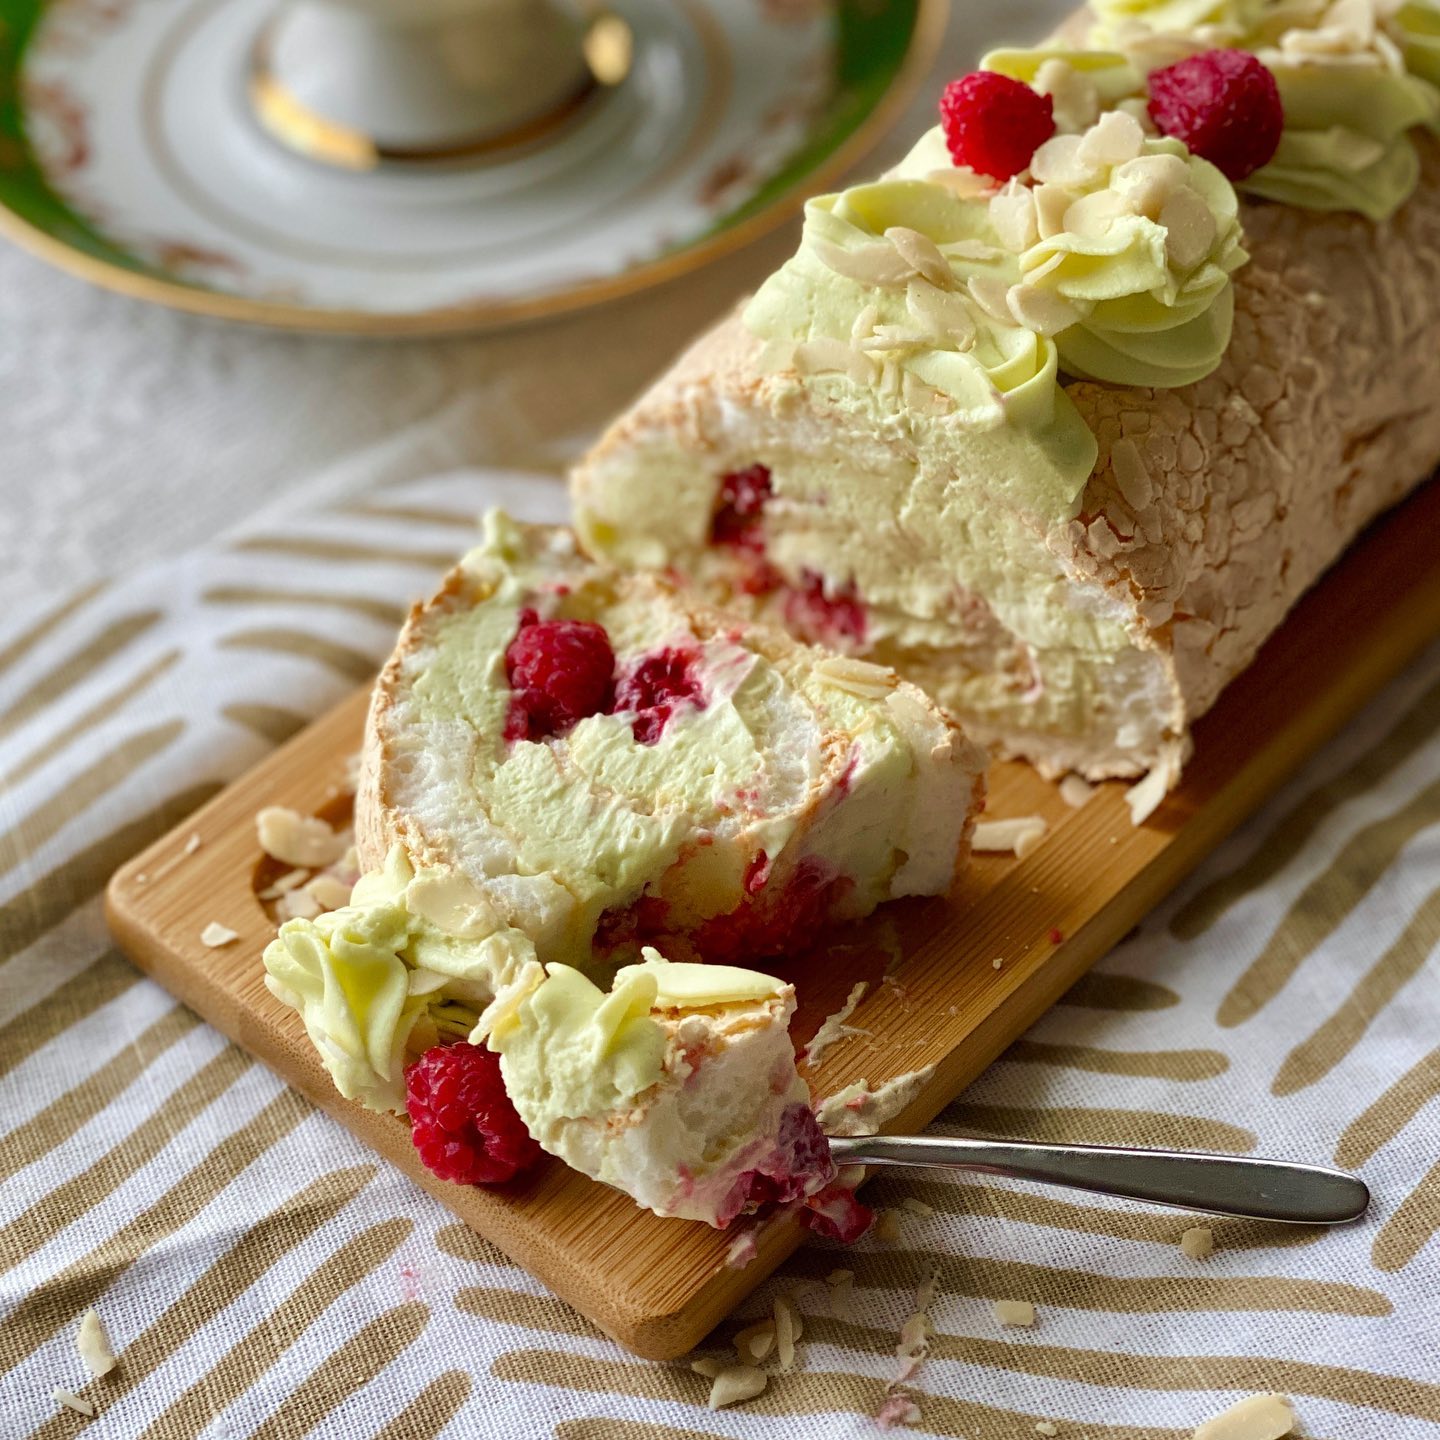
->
106;479;1440;1361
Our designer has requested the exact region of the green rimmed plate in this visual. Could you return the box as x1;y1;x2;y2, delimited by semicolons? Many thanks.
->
0;0;944;334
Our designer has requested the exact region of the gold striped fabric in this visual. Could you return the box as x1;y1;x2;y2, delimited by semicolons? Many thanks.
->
1;472;1437;1439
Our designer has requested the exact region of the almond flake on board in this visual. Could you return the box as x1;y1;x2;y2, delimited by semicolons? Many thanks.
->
76;1309;115;1377
277;889;323;921
707;1365;768;1410
993;1299;1037;1328
199;922;239;949
304;874;354;911
1180;1225;1215;1260
255;806;348;869
1192;1394;1296;1440
258;868;309;900
1059;774;1095;807
972;817;1048;855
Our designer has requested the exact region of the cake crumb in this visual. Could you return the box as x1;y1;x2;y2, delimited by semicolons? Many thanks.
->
183;832;202;855
708;1365;768;1410
76;1308;115;1377
199;922;239;949
992;957;1004;969
803;981;870;1067
1059;774;1094;807
876;1394;922;1430
1036;1423;1059;1436
1192;1393;1296;1440
993;1299;1037;1328
1180;1225;1215;1260
973;817;1048;856
52;1388;95;1418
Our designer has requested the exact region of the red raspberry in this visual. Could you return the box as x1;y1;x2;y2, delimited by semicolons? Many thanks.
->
613;646;706;745
939;71;1055;181
717;1103;837;1226
711;464;772;549
781;570;867;646
800;1184;875;1244
404;1041;543;1186
1147;49;1283;181
503;609;615;741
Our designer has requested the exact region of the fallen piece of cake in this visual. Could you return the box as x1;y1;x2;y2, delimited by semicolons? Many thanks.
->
571;0;1440;790
264;511;985;1225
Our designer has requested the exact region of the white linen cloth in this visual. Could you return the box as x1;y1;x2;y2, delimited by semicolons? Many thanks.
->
1;1;1438;1433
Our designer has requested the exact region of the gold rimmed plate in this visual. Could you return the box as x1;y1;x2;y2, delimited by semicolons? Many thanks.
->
0;0;944;335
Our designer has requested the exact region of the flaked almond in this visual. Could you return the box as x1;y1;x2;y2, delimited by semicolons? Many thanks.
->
814;655;898;698
258;867;309;900
774;1293;802;1370
1059;774;1095;808
1036;1424;1060;1437
1077;109;1145;168
990;181;1040;253
813;238;915;287
303;874;354;911
76;1309;115;1378
873;1208;903;1242
708;1365;768;1410
884;226;954;289
972;817;1048;855
924;165;995;198
256;806;347;869
1035;57;1101;133
1033;182;1075;240
277;888;323;921
52;1389;95;1418
199;922;239;949
1192;1394;1296;1440
734;1318;776;1364
690;1355;726;1378
966;274;1013;323
906;277;978;349
794;337;879;387
1008;282;1081;338
1029;133;1097;186
1160;185;1219;270
993;1299;1037;1328
1126;763;1173;826
901;1197;934;1217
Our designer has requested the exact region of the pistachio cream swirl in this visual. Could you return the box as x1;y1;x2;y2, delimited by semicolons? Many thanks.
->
1082;0;1440;220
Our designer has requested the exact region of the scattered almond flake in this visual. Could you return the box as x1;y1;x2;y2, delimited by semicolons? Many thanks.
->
199;922;239;949
183;832;203;855
992;957;1005;970
277;889;323;921
303;874;354;911
1126;759;1177;826
1036;1423;1059;1436
803;981;870;1066
1077;109;1144;168
873;1208;902;1243
884;226;954;289
901;1197;933;1217
255;806;348;869
1159;185;1218;271
972;817;1048;855
990;181;1039;252
1192;1393;1296;1440
814;654;898;698
773;1293;801;1370
52;1388;95;1418
690;1356;727;1379
1029;132;1096;186
1007;282;1081;338
76;1309;115;1378
1180;1225;1216;1260
993;1299;1037;1328
258;867;310;900
725;1228;758;1269
708;1365;768;1410
813;238;915;287
966;273;1012;323
1060;774;1095;808
734;1319;776;1364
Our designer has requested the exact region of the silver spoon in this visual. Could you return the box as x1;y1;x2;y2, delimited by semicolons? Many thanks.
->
828;1134;1370;1225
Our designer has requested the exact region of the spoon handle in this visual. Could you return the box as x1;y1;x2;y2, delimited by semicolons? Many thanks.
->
827;1134;1369;1225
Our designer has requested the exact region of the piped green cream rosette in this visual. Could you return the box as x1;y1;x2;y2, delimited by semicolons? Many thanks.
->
1014;123;1248;386
1084;0;1440;220
743;172;1099;517
262;845;541;1112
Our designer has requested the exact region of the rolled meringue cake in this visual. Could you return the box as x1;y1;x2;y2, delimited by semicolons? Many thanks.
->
571;0;1440;788
264;511;984;1225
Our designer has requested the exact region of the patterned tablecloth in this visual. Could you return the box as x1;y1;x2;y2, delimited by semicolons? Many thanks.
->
2;3;1439;1435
